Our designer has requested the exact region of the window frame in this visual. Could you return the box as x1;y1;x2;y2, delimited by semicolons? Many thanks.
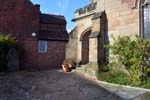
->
38;40;48;53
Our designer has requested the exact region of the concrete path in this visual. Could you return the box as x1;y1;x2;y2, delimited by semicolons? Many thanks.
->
0;70;122;100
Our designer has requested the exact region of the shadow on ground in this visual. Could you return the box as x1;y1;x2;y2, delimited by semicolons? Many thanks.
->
0;69;122;100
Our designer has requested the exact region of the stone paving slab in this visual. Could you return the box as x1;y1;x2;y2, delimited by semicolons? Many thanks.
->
0;69;122;100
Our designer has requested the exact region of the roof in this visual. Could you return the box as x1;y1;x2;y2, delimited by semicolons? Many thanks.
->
40;13;66;24
39;30;69;41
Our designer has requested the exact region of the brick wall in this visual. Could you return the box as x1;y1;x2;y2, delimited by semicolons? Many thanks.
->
21;38;38;69
0;0;68;69
0;0;39;38
37;41;66;69
22;39;66;69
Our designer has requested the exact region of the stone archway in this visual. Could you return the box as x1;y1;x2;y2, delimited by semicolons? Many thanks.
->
80;29;91;64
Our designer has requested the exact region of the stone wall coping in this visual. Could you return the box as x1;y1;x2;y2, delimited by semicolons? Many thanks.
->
95;80;150;100
91;11;104;20
72;13;94;22
74;2;97;14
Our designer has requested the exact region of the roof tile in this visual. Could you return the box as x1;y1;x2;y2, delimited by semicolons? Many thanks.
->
40;13;66;24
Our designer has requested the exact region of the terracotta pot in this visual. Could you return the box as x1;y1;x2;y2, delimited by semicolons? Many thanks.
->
61;64;70;72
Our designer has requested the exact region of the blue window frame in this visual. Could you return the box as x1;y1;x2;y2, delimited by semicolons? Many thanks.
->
38;40;47;53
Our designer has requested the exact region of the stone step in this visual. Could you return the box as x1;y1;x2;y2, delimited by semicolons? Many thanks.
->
75;65;97;77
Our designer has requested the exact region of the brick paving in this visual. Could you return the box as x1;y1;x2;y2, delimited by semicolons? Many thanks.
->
0;70;122;100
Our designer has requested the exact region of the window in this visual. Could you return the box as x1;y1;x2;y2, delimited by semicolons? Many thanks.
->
142;1;150;39
39;40;47;53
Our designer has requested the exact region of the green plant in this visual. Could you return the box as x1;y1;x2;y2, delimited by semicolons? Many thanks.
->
97;70;130;85
106;35;150;83
99;63;109;72
97;70;150;89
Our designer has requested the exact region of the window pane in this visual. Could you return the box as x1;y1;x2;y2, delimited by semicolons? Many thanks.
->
39;40;47;53
144;5;150;39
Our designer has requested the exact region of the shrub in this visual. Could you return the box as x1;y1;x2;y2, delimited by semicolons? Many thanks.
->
97;70;130;85
106;35;150;84
97;70;150;89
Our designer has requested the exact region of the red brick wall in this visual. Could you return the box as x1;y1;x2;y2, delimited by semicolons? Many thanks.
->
21;38;38;69
22;40;66;69
37;41;66;69
0;0;68;69
0;0;39;38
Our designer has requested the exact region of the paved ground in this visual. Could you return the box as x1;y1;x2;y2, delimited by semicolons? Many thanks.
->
0;69;122;100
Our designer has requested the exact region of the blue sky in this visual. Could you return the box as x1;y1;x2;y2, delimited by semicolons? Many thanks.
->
32;0;90;32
